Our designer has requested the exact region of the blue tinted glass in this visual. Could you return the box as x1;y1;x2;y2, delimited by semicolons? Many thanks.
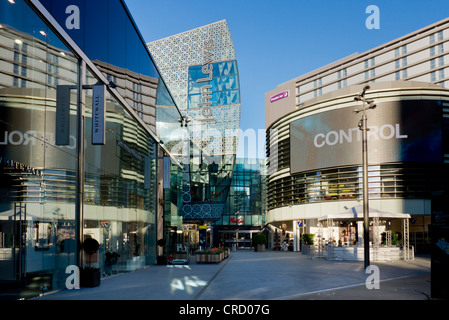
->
85;1;108;63
1;0;67;50
125;16;140;74
108;0;126;67
188;94;201;107
214;61;237;77
39;0;85;48
188;60;237;81
189;75;239;94
188;89;240;108
215;90;240;105
187;60;240;108
140;45;158;78
156;79;176;106
39;0;160;78
188;64;206;81
216;75;239;91
188;81;201;95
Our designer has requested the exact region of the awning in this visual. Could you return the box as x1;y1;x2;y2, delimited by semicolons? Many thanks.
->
318;205;411;221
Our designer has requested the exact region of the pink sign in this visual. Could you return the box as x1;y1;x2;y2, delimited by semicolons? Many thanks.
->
270;90;289;103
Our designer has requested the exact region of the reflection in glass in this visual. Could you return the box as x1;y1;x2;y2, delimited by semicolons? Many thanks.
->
82;67;158;272
149;21;241;225
38;0;181;135
1;0;178;298
1;0;78;298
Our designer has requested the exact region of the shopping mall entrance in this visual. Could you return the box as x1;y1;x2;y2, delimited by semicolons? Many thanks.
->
217;229;262;250
0;203;27;283
0;203;66;299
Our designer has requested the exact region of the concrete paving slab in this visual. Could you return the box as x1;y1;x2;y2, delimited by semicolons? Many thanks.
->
33;250;431;301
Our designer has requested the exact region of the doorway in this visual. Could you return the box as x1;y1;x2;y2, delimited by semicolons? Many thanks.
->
0;203;27;282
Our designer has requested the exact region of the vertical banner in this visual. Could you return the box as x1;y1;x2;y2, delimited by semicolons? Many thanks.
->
56;85;71;146
163;156;170;189
92;84;106;145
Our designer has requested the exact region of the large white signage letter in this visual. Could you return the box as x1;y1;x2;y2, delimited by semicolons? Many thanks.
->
65;5;80;30
365;5;380;30
65;265;80;289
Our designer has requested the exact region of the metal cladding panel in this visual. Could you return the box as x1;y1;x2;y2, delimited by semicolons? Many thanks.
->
149;20;241;222
149;20;240;157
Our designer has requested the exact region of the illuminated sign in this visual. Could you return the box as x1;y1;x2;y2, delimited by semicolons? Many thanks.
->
229;217;245;223
270;90;289;103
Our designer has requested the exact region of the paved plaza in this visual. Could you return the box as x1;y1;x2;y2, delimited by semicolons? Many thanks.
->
34;250;431;301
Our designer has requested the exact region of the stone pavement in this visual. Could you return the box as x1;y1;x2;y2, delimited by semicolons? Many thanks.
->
33;250;431;301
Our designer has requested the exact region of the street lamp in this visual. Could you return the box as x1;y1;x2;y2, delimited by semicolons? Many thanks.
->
178;116;191;127
354;85;376;269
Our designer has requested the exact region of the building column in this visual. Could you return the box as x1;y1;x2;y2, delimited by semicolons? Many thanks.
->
357;221;364;245
293;220;301;251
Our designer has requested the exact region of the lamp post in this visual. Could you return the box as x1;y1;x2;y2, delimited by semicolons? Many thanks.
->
354;85;376;269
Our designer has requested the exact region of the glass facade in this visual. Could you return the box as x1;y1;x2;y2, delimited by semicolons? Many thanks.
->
266;86;449;254
82;67;160;271
188;60;240;108
38;0;183;134
149;20;240;224
268;163;448;208
218;159;266;225
0;0;182;299
212;158;267;249
162;159;184;254
267;96;449;209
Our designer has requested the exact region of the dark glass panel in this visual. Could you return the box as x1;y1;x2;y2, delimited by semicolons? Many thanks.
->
84;0;108;63
1;0;79;298
39;0;85;49
107;0;126;68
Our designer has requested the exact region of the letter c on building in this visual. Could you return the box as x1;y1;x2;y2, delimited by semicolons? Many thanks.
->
314;133;325;148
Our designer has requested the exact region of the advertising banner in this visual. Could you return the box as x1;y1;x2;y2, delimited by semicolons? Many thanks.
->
290;100;442;173
270;90;289;103
92;84;106;145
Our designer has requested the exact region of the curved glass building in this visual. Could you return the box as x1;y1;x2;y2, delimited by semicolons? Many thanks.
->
266;81;449;255
265;17;449;257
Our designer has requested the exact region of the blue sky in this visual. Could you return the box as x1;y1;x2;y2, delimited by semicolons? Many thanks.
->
125;0;449;135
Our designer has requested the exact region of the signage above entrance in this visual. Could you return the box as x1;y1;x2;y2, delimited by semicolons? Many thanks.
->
229;217;245;223
270;90;289;103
